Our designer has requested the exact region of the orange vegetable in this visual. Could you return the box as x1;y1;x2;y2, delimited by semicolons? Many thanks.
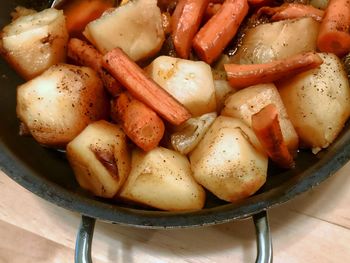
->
224;52;323;89
61;0;114;37
114;93;165;151
193;0;249;64
257;3;324;22
204;3;222;21
67;38;122;97
172;0;210;59
103;48;191;125
317;0;350;57
252;104;295;169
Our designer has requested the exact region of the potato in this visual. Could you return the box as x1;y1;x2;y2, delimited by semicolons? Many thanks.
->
190;116;268;202
232;18;319;65
83;0;164;61
67;121;131;198
222;83;299;152
171;112;217;155
0;8;68;80
214;80;235;112
119;147;205;211
17;64;109;148
278;53;350;153
146;56;216;116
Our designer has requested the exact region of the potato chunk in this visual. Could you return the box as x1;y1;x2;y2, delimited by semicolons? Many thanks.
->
17;64;109;148
190;116;268;202
278;53;350;153
119;147;205;211
67;121;131;198
0;8;68;79
146;56;216;116
222;83;299;152
232;18;319;65
84;0;164;61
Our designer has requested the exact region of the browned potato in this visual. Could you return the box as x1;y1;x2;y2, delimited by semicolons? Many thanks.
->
17;64;109;148
190;116;268;202
119;147;205;211
67;121;131;198
278;53;350;153
0;8;68;80
222;83;299;153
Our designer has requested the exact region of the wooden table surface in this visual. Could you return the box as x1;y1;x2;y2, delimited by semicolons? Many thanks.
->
1;160;350;263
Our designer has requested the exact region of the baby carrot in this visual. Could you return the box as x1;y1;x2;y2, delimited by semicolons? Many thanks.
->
224;52;323;89
252;104;295;169
317;0;350;56
203;3;222;21
192;0;249;64
257;3;324;22
114;93;165;152
103;48;191;125
67;38;122;97
172;0;210;59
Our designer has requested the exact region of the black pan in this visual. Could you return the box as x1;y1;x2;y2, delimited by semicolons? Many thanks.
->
1;1;350;262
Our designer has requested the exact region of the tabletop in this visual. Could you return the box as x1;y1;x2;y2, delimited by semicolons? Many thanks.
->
1;160;350;263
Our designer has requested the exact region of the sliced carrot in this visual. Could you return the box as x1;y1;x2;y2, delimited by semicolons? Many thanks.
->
103;48;191;125
172;0;210;59
317;0;350;57
252;104;295;169
224;52;323;89
60;0;114;37
247;0;274;7
192;0;249;64
113;93;165;151
67;38;122;97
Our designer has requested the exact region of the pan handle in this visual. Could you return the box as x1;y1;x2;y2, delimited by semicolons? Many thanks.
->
74;212;272;263
253;210;273;263
75;216;96;263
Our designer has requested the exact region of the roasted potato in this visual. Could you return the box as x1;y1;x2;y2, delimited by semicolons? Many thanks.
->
146;56;217;116
67;121;131;198
17;64;109;148
83;0;165;61
222;83;299;153
278;53;350;153
119;147;205;211
214;79;235;112
0;8;68;80
190;116;268;202
171;112;217;155
232;17;319;65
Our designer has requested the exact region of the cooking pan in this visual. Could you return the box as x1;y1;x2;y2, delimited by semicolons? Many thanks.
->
1;1;350;262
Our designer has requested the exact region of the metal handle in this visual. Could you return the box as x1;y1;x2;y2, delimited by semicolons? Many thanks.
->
75;216;96;263
253;210;273;263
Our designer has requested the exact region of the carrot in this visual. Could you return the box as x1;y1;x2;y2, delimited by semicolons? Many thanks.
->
113;93;165;152
317;0;350;57
192;0;249;64
257;3;324;22
60;0;114;37
252;104;295;169
67;38;122;97
103;48;191;125
172;0;210;59
247;0;274;7
224;52;323;89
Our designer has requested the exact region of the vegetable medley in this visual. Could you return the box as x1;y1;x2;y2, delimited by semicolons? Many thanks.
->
1;0;350;211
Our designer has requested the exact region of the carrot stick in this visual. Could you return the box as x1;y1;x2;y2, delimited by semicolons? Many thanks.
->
192;0;249;64
257;3;324;22
172;0;210;59
317;0;350;57
247;0;274;7
67;38;122;97
252;104;295;169
224;52;323;89
103;48;191;125
61;0;114;37
113;93;165;151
